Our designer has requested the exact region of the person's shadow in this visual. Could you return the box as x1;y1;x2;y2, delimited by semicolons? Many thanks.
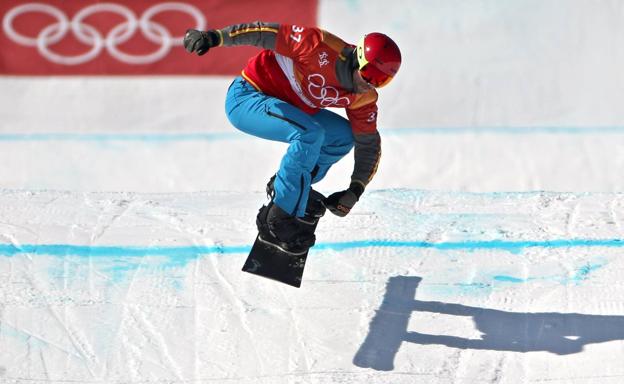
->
354;276;624;371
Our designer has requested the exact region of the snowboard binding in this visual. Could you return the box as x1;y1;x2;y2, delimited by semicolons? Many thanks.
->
243;174;327;287
256;175;326;255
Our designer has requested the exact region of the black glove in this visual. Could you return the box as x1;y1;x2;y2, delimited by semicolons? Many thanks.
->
183;29;219;56
325;182;365;217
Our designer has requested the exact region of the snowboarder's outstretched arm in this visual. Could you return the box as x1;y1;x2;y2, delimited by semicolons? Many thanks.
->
183;22;281;55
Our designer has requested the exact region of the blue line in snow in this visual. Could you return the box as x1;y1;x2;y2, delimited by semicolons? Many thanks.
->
0;244;250;258
0;239;623;261
382;126;624;135
493;263;605;285
493;275;527;283
2;126;624;142
313;239;624;252
0;132;241;142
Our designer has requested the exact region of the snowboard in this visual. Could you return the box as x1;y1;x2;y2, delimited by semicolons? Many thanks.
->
242;188;325;288
242;235;311;288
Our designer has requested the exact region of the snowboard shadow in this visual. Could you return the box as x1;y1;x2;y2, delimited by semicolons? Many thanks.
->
354;276;624;371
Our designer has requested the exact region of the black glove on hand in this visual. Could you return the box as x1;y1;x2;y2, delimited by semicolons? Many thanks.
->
325;182;365;217
183;29;219;56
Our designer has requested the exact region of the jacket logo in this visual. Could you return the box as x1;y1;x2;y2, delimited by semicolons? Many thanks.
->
307;74;350;107
318;51;329;67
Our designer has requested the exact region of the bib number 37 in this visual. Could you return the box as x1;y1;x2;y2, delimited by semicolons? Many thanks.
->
290;25;304;43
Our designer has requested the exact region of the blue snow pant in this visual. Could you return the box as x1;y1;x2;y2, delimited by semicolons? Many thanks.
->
225;76;354;217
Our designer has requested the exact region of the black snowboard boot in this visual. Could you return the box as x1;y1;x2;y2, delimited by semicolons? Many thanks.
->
296;188;326;234
257;174;326;255
256;202;316;255
265;173;326;223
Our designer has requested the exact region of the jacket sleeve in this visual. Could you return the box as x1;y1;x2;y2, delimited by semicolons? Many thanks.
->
217;22;281;49
346;91;381;188
217;22;322;59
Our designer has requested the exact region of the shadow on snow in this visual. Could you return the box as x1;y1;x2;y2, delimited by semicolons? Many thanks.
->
354;276;624;371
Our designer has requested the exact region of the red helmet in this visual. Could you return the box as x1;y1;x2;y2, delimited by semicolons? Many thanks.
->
356;32;402;88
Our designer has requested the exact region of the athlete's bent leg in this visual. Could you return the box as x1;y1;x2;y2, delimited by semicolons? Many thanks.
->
225;77;323;217
309;109;355;184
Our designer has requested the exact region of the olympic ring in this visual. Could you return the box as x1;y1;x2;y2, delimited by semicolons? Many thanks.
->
307;74;351;107
2;2;206;65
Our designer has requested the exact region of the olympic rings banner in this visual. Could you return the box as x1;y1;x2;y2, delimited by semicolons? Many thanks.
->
0;0;317;75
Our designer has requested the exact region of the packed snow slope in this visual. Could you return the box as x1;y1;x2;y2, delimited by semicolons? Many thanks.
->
2;189;624;383
2;0;624;383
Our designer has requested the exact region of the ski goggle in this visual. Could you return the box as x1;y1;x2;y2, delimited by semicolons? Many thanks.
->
358;63;394;88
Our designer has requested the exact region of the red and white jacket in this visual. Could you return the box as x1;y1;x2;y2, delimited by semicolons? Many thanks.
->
216;22;381;188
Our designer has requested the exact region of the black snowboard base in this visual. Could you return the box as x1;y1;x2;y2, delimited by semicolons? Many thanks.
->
242;235;309;288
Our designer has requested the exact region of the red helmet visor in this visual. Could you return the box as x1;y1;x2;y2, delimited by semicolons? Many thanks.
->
359;63;393;88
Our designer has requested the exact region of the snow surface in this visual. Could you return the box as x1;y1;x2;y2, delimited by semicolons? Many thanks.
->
2;0;624;383
2;189;624;383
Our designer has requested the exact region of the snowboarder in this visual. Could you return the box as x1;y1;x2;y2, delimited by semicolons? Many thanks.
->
184;22;401;254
